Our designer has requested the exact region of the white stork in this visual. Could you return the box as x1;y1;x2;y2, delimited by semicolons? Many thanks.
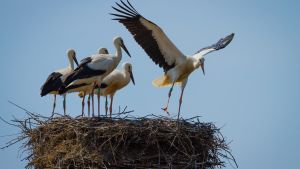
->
79;62;135;117
111;0;234;119
59;37;131;117
59;48;109;116
40;49;79;115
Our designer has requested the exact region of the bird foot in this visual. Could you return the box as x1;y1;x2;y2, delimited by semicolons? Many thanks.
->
161;107;170;115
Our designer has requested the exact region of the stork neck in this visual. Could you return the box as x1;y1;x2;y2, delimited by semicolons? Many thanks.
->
114;43;122;64
187;56;201;69
68;56;75;70
192;52;203;61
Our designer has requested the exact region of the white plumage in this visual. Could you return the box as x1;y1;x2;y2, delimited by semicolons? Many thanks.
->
60;37;131;117
78;62;135;116
111;0;234;119
40;49;79;115
59;48;109;116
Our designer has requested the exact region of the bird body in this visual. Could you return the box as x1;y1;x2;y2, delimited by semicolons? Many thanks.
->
79;62;135;116
40;49;79;115
100;62;134;96
62;37;131;89
59;48;111;116
111;0;234;118
60;37;131;117
152;57;197;87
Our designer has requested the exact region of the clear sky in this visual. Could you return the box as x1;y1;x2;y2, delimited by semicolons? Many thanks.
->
0;0;300;168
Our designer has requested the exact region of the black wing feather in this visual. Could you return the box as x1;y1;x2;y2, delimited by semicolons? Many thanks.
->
99;83;108;89
111;0;175;72
63;65;106;86
40;72;63;96
58;83;89;94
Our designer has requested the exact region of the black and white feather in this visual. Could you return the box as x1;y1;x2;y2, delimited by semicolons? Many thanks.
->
60;37;131;95
111;0;186;72
195;33;234;56
111;0;235;118
40;49;78;96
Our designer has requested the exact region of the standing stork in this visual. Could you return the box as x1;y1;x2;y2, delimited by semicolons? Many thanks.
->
40;49;79;115
59;48;109;116
59;37;131;117
79;62;135;117
111;0;234;119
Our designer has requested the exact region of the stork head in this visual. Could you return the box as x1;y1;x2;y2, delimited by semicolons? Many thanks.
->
67;49;79;66
98;47;109;54
123;62;135;85
114;36;131;57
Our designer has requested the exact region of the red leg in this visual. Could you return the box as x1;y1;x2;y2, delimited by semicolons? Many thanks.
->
97;90;100;117
87;94;91;117
177;79;188;121
91;82;97;117
162;83;175;115
177;89;184;121
81;92;86;116
109;95;114;118
105;96;108;116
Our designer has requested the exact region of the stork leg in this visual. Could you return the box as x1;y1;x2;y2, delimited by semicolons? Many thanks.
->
91;82;97;117
81;92;86;116
52;94;57;116
63;94;67;116
97;88;101;117
87;94;91;117
109;95;114;118
91;93;94;117
105;96;108;116
162;83;175;115
177;87;185;121
177;78;188;121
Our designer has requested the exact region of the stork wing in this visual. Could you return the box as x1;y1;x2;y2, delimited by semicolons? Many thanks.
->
63;55;108;86
196;33;234;56
111;0;186;72
40;72;63;96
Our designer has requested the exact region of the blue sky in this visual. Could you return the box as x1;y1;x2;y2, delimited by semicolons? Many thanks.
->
0;0;300;168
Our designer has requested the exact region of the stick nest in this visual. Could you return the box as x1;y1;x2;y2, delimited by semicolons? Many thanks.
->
3;108;237;169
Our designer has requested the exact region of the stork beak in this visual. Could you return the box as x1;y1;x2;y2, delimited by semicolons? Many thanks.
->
73;56;79;66
200;62;205;76
121;42;131;57
129;70;135;85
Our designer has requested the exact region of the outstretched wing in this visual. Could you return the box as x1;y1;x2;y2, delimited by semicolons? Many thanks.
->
111;0;186;72
195;33;234;56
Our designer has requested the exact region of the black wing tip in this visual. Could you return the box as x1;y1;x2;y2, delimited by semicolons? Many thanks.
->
111;0;140;20
40;90;47;97
215;32;235;50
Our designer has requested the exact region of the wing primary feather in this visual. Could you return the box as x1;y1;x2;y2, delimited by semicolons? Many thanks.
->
120;0;138;15
112;0;179;72
125;0;140;14
112;6;135;17
110;13;131;19
115;2;138;16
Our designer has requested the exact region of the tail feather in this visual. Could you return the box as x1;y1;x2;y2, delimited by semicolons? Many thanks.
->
78;91;85;98
58;85;68;95
152;75;181;87
40;72;63;96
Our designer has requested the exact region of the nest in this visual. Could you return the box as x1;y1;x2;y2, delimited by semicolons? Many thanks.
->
2;106;237;169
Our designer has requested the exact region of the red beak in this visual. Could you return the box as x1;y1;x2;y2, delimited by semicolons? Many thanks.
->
200;63;205;76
